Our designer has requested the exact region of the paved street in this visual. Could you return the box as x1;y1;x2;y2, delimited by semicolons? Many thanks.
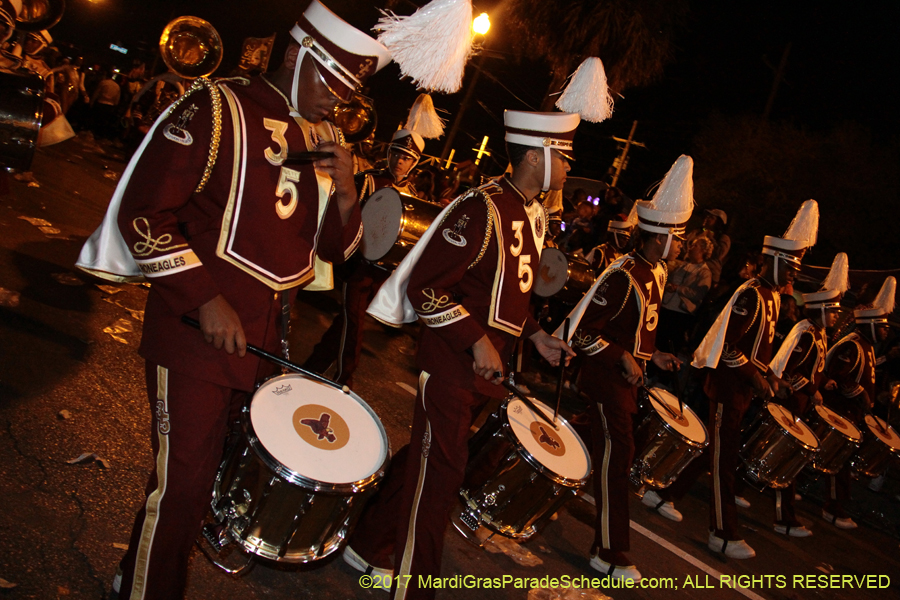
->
1;138;898;599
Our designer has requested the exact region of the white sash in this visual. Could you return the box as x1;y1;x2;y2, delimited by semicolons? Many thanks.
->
553;255;631;342
770;319;813;378
691;279;757;369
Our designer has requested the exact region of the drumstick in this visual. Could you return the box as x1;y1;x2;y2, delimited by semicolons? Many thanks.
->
501;380;559;430
553;318;570;424
642;386;681;421
180;316;341;390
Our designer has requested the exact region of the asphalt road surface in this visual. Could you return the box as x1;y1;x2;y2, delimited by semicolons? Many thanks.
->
1;136;898;599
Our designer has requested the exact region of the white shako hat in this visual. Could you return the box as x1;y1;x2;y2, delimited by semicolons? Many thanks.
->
504;110;580;192
803;253;849;310
608;203;638;233
762;199;819;269
636;155;694;258
855;276;896;325
389;129;425;161
290;0;392;108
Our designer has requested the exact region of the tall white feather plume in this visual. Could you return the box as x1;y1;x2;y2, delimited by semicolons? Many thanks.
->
624;202;638;227
375;0;474;94
821;252;850;294
555;57;613;123
874;276;896;315
784;199;819;247
405;93;445;139
651;155;694;215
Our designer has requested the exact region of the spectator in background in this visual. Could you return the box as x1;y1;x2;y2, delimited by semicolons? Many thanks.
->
657;236;714;355
686;209;730;284
561;200;595;255
90;68;121;141
49;57;87;115
590;185;626;247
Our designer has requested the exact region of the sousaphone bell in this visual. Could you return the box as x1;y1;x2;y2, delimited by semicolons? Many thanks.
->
159;16;223;79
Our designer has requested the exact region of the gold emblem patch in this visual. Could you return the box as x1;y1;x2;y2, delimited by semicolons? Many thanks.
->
293;404;350;451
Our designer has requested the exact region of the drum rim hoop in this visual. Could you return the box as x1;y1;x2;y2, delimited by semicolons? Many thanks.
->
246;373;391;491
644;388;709;447
809;408;862;442
500;397;592;485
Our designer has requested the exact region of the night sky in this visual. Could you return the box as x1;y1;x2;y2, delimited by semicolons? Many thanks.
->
49;0;899;265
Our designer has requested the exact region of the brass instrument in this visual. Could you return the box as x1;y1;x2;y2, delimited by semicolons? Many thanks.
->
15;0;65;32
159;16;223;79
332;93;377;143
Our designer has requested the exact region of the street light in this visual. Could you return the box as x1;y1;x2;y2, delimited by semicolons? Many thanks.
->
473;13;491;35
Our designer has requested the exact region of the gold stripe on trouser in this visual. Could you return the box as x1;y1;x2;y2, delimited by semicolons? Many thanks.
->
396;371;432;600
335;279;350;380
712;404;725;532
131;366;171;599
598;404;613;549
775;490;783;522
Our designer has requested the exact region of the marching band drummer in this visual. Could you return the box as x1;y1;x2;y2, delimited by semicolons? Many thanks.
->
767;253;850;538
821;276;895;529
342;109;582;600
684;199;818;559
558;155;693;581
75;3;399;597
302;129;425;387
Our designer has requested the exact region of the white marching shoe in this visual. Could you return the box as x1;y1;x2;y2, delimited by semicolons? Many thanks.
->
734;496;751;508
708;532;756;559
641;490;683;522
342;546;393;591
822;509;857;530
589;552;642;581
774;523;813;537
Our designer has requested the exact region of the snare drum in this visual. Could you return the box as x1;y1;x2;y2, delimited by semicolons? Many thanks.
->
533;247;595;303
211;374;389;563
740;402;819;489
632;388;708;489
452;396;591;544
850;414;900;478
806;405;862;475
360;188;443;268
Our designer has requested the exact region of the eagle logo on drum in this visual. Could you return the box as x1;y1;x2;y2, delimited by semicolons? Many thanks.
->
442;215;469;247
529;421;566;457
293;404;350;450
300;413;337;443
537;426;560;450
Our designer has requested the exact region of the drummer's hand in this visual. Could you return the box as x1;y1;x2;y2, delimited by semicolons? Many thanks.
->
472;334;504;384
752;371;773;398
812;390;823;406
619;352;643;386
824;379;837;391
314;141;356;224
651;350;681;372
767;373;790;399
198;294;247;357
530;330;576;367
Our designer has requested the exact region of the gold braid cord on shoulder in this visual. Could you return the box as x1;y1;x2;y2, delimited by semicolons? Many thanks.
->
608;268;634;321
434;186;498;271
162;77;225;194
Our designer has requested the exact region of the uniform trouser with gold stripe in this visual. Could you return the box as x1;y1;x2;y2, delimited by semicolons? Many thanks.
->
773;392;808;526
706;398;748;539
302;261;389;385
115;363;246;600
587;397;636;553
353;372;489;600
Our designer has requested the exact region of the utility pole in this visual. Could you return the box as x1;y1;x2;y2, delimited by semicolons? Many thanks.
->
440;54;485;161
763;42;792;121
609;120;645;187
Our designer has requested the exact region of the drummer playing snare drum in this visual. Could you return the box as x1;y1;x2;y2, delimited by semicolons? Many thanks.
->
822;275;895;529
767;253;850;538
556;155;694;581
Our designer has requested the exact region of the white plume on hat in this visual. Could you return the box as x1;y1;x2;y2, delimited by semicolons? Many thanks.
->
555;57;613;123
405;93;445;139
783;199;819;248
820;253;850;296
609;203;638;230
636;155;694;234
856;276;897;319
376;0;474;94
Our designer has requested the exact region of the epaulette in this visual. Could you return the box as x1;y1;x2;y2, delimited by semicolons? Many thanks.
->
437;181;501;270
165;77;227;194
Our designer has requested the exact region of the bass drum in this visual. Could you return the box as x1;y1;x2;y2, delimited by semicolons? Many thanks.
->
209;373;389;566
850;414;900;478
632;387;708;489
452;396;591;544
0;71;44;171
740;402;819;489
533;247;595;303
360;187;442;269
806;404;862;475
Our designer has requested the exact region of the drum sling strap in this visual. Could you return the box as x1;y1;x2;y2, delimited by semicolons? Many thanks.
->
280;291;292;368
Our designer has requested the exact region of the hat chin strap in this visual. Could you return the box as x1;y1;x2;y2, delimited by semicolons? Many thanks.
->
662;232;674;260
289;47;309;118
542;146;551;192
